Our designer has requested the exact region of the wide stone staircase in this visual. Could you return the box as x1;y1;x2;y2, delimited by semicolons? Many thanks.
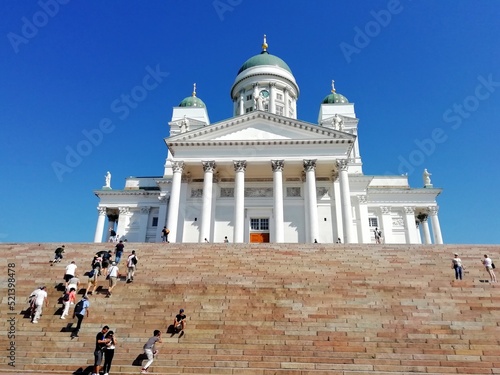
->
0;243;499;374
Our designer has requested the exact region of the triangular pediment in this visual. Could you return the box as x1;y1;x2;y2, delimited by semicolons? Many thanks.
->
167;111;355;144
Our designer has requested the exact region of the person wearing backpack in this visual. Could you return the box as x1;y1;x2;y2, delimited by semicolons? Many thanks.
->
482;254;497;283
72;296;90;337
126;250;138;283
161;226;169;243
61;287;76;319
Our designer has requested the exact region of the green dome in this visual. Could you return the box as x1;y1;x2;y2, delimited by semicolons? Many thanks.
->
179;95;206;108
237;51;292;75
322;92;349;104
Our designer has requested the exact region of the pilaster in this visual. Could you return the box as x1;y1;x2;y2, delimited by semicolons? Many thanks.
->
138;206;150;242
356;195;370;243
379;206;393;244
403;206;419;244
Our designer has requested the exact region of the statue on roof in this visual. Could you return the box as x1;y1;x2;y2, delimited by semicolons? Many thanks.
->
423;169;432;187
180;115;190;133
332;113;344;131
104;171;111;189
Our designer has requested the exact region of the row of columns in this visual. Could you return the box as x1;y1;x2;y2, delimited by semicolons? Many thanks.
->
417;207;443;244
165;159;355;244
236;83;293;117
94;161;443;245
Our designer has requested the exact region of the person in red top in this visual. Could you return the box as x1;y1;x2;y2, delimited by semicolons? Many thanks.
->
61;287;76;319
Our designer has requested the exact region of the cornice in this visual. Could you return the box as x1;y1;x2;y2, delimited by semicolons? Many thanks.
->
168;138;353;147
94;190;160;197
167;112;355;143
367;187;442;195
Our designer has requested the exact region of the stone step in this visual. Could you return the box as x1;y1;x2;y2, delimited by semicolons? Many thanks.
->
1;243;499;374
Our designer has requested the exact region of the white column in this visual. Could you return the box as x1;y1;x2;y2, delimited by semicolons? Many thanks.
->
239;91;245;115
284;88;290;116
379;206;393;244
233;161;246;243
356;195;371;243
272;160;285;243
337;160;354;243
94;207;107;243
403;206;419;244
304;160;319;243
199;161;216;242
420;215;432;244
137;207;150;242
166;161;184;243
429;206;443;244
269;83;276;114
156;196;168;242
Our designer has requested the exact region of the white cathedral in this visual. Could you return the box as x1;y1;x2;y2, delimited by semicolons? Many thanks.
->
94;37;443;245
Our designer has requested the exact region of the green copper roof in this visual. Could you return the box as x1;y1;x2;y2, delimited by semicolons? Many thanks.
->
237;51;292;75
322;92;349;104
179;96;206;108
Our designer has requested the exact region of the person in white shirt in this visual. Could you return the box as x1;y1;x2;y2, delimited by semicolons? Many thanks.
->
126;250;138;283
30;286;48;323
482;254;497;283
451;253;464;280
106;262;119;296
64;261;77;286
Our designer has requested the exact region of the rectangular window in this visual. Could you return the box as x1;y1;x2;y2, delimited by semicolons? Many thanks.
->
276;105;284;116
250;218;269;231
246;94;252;101
368;217;378;227
246;107;253;113
152;217;158;227
264;104;269;111
276;93;283;100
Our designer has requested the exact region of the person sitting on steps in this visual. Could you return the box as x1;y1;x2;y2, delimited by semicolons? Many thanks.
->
173;308;186;333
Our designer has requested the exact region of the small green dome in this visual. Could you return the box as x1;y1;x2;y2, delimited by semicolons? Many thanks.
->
179;95;206;108
237;51;292;75
322;92;349;104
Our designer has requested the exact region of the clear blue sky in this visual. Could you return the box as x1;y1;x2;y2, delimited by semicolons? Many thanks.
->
1;1;499;244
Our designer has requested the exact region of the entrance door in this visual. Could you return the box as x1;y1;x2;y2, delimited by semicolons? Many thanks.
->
250;218;270;243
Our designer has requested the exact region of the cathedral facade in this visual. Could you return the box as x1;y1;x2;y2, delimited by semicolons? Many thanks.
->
94;37;443;245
